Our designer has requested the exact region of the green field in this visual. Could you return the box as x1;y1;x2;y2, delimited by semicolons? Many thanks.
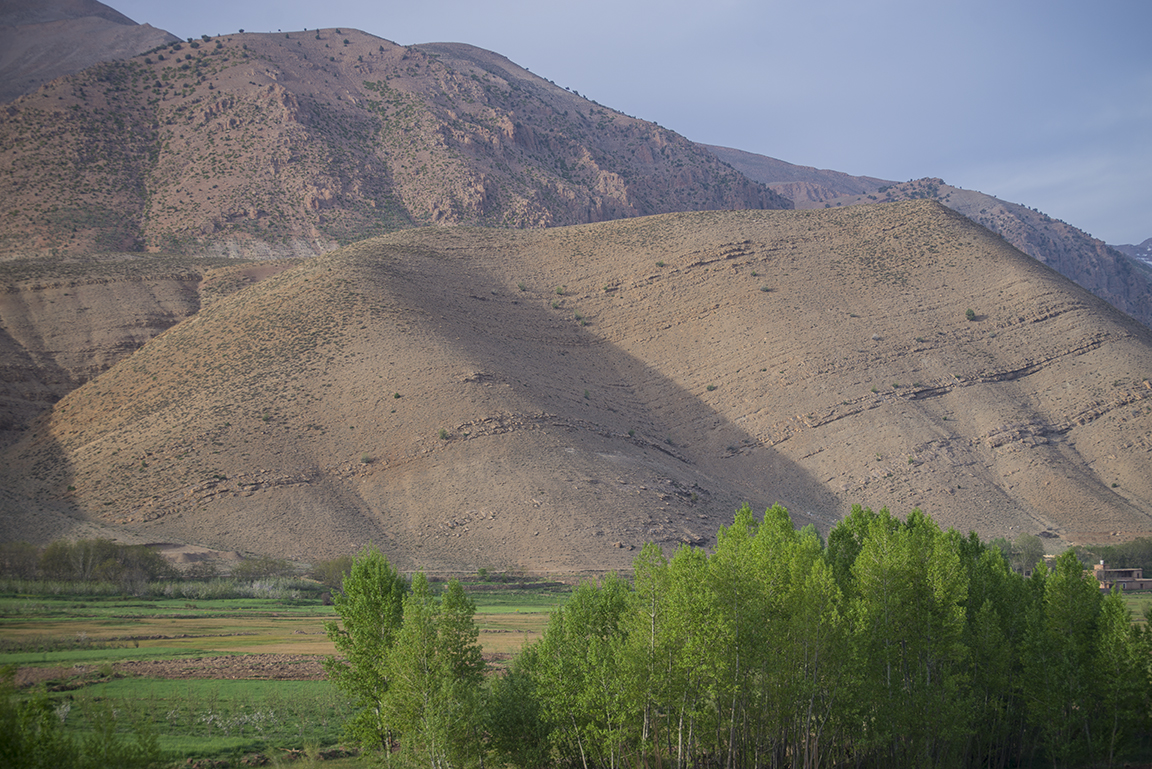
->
1121;590;1152;622
0;578;567;764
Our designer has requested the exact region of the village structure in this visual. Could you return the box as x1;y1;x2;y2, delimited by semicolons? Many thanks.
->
1092;561;1152;592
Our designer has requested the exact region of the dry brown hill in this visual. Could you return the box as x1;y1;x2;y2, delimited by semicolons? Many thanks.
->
0;29;787;259
3;201;1150;571
709;146;1152;330
705;145;892;205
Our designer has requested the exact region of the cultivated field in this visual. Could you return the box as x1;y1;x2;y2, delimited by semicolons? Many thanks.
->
0;577;567;764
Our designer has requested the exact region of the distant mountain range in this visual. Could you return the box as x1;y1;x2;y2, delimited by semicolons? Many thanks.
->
0;0;176;104
1115;238;1152;268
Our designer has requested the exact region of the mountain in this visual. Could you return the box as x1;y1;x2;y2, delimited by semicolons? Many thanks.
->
3;18;1151;568
704;146;891;205
1114;238;1152;268
709;147;1152;330
0;29;788;259
4;202;1151;570
0;0;176;104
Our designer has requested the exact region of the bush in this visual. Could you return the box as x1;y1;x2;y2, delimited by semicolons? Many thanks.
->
37;539;176;586
230;555;297;580
312;555;355;592
0;542;38;579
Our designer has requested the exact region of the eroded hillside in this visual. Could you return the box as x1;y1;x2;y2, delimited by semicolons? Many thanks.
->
0;30;787;259
0;255;297;442
3;201;1150;570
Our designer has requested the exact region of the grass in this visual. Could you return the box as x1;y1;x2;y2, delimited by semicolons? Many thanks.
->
0;585;562;665
62;678;353;760
1;579;565;763
1122;592;1152;623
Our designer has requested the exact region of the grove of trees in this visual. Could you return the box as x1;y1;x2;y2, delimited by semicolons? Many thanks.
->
324;546;486;767
331;505;1152;769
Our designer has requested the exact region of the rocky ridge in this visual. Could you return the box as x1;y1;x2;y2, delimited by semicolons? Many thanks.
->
0;29;787;259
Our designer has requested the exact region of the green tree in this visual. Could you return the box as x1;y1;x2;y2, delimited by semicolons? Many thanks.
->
387;574;485;769
1013;533;1045;574
39;539;116;581
960;539;1033;766
1021;551;1101;767
530;574;631;769
0;542;39;579
311;554;355;591
825;505;887;598
618;542;669;756
850;509;971;765
486;644;552;769
1093;591;1147;766
662;544;720;768
707;504;760;769
323;545;407;750
778;526;849;769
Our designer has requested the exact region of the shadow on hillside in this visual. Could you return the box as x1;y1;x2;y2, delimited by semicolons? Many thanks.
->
0;326;70;442
0;233;846;563
354;236;842;544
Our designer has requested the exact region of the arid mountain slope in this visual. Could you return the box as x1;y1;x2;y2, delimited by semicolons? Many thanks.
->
0;255;297;442
3;202;1150;570
0;29;787;259
824;179;1152;331
0;0;176;104
710;146;1152;329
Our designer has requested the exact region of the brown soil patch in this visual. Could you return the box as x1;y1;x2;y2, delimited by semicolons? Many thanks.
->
13;666;72;688
111;653;327;680
16;651;512;689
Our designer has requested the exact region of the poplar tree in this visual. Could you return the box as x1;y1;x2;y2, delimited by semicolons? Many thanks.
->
532;574;630;769
323;545;407;750
387;574;486;769
1021;551;1101;767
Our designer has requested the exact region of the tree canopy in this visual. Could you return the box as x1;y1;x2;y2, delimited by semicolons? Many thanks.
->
327;508;1152;769
490;505;1152;769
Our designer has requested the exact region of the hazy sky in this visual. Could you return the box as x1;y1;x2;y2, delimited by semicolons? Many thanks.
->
113;0;1150;244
